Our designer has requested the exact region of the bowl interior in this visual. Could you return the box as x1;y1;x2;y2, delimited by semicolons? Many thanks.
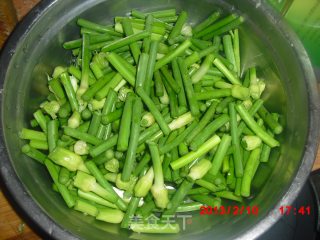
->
1;0;312;239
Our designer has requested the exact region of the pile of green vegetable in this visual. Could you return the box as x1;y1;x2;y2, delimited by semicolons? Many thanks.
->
19;8;283;234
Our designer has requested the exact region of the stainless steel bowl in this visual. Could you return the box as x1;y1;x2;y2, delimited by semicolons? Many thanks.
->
0;0;319;239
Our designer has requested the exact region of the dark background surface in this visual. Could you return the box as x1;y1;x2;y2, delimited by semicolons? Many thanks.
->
0;1;319;239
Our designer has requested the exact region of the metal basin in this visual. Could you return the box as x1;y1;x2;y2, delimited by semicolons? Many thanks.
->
0;0;319;239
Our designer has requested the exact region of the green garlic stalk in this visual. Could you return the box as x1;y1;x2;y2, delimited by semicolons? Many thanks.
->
115;173;138;192
134;167;154;197
48;147;88;172
241;135;262;150
148;142;169;209
188;158;212;180
68;111;81;128
73;140;89;155
104;158;120;173
40;101;60;119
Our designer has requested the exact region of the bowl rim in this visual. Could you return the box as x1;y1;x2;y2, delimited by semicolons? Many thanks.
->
0;0;79;239
0;0;319;239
